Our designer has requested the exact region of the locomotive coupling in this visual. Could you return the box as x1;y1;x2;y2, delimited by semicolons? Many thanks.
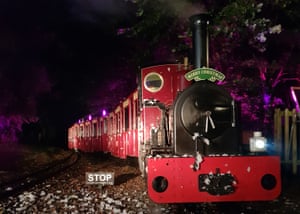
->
199;168;237;196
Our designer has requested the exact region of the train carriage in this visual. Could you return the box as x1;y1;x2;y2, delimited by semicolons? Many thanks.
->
79;123;84;151
107;112;114;156
123;91;139;157
67;124;77;150
100;117;109;153
113;106;122;158
84;120;92;152
91;118;98;152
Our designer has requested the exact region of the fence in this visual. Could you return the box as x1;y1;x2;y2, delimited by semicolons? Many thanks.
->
274;108;299;174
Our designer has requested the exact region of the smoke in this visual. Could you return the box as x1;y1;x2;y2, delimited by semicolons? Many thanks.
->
162;0;208;20
134;0;207;21
68;0;207;23
68;0;130;23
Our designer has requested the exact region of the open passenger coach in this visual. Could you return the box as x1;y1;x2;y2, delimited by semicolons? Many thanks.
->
68;13;281;203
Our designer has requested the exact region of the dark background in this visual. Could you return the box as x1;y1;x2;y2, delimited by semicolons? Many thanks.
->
1;0;299;147
0;0;139;146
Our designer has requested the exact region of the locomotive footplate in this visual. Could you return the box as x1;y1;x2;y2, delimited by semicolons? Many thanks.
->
199;168;236;195
147;156;281;203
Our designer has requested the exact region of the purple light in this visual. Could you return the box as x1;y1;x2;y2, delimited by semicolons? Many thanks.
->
291;87;300;113
88;114;92;120
263;94;271;105
102;109;107;117
291;89;297;103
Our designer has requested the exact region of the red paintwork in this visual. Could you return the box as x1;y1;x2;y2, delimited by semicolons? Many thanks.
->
102;133;108;153
172;67;191;98
125;130;138;157
118;133;126;159
147;156;281;203
124;131;131;156
141;65;174;106
123;131;128;156
141;64;191;106
93;137;98;152
132;129;138;156
141;107;162;144
67;127;73;149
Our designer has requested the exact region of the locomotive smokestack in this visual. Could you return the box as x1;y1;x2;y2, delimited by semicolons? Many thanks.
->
190;14;210;68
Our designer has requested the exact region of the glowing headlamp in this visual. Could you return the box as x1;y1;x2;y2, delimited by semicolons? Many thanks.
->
249;131;267;152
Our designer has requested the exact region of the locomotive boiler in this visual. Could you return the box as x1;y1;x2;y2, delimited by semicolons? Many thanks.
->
68;13;281;204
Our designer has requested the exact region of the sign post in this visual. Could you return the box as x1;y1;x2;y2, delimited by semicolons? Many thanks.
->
86;172;115;191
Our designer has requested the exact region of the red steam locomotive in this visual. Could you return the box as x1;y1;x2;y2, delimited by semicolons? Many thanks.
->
68;14;281;203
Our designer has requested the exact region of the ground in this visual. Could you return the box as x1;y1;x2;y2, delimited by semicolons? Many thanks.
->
0;143;72;183
1;144;300;213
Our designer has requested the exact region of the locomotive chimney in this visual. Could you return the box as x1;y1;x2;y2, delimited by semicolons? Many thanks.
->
189;14;210;68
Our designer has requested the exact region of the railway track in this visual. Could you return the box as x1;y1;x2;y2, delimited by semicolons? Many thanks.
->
0;151;80;200
1;152;298;213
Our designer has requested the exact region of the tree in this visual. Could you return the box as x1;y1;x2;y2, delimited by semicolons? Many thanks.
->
0;0;62;143
122;0;300;134
210;0;300;133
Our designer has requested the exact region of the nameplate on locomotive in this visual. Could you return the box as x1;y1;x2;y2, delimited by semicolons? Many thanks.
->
85;172;115;185
185;67;225;82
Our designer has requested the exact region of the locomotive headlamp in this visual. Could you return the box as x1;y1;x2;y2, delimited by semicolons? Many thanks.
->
249;131;267;152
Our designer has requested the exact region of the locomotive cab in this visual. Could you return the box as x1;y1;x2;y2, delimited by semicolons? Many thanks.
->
174;80;240;156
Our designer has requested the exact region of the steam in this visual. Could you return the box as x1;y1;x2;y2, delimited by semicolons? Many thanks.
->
161;0;208;20
68;0;207;23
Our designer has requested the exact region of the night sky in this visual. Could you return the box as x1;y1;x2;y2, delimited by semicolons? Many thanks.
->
0;0;138;145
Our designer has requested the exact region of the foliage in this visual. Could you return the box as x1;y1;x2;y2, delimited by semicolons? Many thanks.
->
124;0;300;132
0;115;24;143
209;0;300;131
0;64;51;143
120;0;196;65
